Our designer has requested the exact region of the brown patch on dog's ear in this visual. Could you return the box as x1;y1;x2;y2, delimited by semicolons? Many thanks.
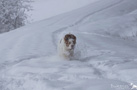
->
64;34;70;47
64;35;68;41
71;34;76;44
72;35;76;40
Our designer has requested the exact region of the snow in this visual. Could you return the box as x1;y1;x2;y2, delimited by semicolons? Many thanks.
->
0;0;137;90
29;0;100;22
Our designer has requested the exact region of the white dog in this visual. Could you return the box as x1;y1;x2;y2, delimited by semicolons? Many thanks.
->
57;34;76;60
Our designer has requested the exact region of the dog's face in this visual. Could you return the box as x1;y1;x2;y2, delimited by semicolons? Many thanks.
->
64;34;76;50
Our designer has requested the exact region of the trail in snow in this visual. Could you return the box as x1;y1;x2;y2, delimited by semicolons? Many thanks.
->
1;0;137;90
51;0;124;48
71;0;124;25
50;0;137;86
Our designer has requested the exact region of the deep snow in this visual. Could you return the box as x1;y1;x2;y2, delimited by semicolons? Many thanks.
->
29;0;100;22
0;0;137;90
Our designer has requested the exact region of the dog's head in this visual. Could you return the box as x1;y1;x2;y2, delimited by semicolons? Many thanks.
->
64;34;76;50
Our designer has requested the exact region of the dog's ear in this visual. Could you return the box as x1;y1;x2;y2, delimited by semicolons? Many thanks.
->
71;35;76;41
74;35;76;40
64;35;68;41
74;36;76;44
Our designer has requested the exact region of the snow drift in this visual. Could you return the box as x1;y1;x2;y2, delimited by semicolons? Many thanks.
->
0;0;137;90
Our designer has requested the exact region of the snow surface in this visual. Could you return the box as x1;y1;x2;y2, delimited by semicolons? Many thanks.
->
0;0;137;90
29;0;100;22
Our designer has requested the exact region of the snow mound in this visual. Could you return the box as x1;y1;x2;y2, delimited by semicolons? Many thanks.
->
0;0;137;90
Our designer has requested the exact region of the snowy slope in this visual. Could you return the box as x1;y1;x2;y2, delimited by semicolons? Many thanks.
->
1;0;137;90
29;0;100;22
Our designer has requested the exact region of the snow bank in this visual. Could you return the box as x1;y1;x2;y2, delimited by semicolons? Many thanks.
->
29;0;100;22
0;0;137;90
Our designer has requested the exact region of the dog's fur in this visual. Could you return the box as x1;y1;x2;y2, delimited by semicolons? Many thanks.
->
57;34;76;60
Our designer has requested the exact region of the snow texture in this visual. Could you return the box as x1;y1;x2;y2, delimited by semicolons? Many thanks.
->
0;0;137;90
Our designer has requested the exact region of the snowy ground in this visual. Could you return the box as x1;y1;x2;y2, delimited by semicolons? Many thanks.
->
0;0;137;90
29;0;100;22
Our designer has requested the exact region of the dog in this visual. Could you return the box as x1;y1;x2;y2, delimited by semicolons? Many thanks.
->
57;33;76;60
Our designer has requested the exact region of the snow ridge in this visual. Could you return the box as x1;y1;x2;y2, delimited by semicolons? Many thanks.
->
0;0;137;90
